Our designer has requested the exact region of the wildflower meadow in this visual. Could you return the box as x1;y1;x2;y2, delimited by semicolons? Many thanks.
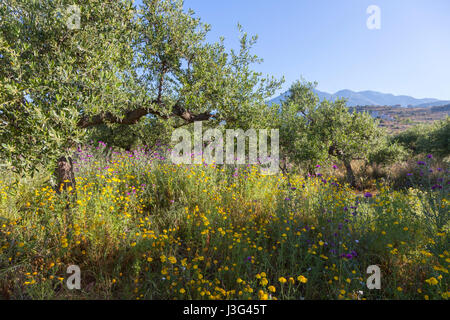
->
0;142;448;300
0;0;448;302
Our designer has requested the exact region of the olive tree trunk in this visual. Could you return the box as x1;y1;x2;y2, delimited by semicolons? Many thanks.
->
344;160;356;188
56;156;75;193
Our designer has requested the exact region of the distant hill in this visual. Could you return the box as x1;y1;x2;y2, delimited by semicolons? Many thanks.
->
269;89;448;108
347;104;449;134
412;101;450;108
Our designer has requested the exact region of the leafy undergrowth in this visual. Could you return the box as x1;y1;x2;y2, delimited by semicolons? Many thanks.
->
0;143;448;300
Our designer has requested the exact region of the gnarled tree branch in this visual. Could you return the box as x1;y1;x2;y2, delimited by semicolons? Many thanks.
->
77;100;213;129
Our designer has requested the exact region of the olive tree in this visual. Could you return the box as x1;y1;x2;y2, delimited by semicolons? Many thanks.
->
0;0;281;188
274;80;400;186
312;98;386;186
393;117;450;158
271;80;327;173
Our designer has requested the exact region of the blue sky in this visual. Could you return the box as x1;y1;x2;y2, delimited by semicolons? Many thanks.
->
137;0;450;100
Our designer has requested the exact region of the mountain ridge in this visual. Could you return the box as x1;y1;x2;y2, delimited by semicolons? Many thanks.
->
269;89;450;108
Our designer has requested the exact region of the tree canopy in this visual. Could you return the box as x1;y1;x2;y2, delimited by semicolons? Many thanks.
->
0;0;281;174
272;80;406;184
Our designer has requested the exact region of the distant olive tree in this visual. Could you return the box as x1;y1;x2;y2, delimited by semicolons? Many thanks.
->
393;117;450;158
271;80;327;173
273;80;404;186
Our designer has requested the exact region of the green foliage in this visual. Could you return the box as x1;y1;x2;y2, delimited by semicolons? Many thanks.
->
1;0;138;171
272;80;402;175
393;117;450;158
368;141;408;166
271;80;326;171
312;98;384;164
0;0;281;173
88;117;174;151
